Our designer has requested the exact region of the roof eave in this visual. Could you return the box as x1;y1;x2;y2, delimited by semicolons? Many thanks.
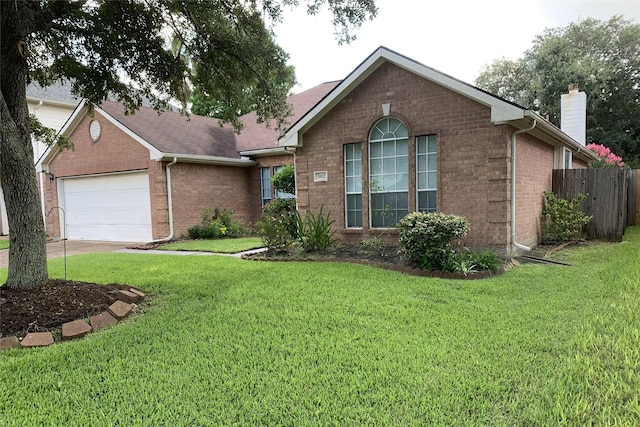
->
155;153;256;166
238;147;292;157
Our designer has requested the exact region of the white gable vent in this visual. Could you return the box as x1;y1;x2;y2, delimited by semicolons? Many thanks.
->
560;84;587;146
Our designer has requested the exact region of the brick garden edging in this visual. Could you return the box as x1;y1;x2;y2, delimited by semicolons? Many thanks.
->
0;285;146;351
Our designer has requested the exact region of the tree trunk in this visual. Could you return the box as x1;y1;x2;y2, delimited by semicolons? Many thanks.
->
0;2;48;289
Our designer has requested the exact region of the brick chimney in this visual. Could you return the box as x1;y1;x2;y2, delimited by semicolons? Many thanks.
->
560;83;587;145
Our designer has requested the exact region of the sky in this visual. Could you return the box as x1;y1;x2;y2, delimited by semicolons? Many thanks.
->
273;0;640;93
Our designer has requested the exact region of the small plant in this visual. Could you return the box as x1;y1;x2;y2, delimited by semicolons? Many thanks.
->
398;212;468;271
187;208;246;239
358;236;385;256
461;248;504;273
295;206;336;252
257;198;297;252
541;192;592;244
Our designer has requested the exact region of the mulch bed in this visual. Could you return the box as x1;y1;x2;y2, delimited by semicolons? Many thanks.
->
0;279;124;338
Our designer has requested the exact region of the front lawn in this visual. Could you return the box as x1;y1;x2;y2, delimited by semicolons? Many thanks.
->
0;240;8;250
159;236;263;253
1;229;639;425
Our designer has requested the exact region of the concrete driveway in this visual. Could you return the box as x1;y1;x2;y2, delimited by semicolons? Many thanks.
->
0;240;132;268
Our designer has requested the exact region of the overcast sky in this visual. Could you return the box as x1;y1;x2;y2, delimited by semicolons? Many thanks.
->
273;0;640;93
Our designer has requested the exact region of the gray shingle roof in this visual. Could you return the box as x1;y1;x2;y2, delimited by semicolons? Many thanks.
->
27;81;80;105
99;81;340;158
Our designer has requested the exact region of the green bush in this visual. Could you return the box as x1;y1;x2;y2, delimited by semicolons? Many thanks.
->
257;199;297;252
272;164;295;195
461;248;504;273
398;212;468;270
294;206;336;252
187;208;247;239
540;192;592;244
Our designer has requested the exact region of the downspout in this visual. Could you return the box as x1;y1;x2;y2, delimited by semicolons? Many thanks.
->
151;157;177;242
283;147;298;209
511;119;537;254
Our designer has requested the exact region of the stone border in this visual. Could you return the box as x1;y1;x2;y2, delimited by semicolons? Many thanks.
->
0;285;146;351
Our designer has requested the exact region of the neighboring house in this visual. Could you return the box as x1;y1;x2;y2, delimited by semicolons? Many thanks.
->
37;46;598;254
0;82;80;235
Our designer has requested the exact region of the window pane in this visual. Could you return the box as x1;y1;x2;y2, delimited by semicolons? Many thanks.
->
370;158;383;175
346;161;354;176
382;175;395;191
397;158;408;173
383;141;395;157
383;157;396;174
417;155;427;172
396;139;408;155
370;142;382;158
354;161;362;176
427;171;437;189
428;153;437;170
397;173;409;190
428;135;437;152
417;172;426;189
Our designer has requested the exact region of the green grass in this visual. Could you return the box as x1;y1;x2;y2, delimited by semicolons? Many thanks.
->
1;229;640;425
0;240;8;250
158;237;263;253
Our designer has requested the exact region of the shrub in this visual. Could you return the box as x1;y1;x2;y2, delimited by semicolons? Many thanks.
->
257;199;297;252
398;212;468;270
272;164;295;195
295;206;336;252
540;192;592;244
187;208;246;239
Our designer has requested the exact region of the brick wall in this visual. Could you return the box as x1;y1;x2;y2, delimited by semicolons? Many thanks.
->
296;62;512;249
169;163;253;238
514;133;555;247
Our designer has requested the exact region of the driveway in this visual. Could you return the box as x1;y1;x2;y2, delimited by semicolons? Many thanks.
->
0;240;132;268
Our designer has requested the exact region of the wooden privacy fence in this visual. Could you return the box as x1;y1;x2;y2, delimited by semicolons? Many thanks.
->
552;168;638;241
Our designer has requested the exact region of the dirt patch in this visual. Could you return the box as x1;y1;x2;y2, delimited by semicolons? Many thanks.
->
0;279;124;338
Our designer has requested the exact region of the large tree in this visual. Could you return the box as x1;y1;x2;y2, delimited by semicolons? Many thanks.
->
0;0;377;289
476;16;640;166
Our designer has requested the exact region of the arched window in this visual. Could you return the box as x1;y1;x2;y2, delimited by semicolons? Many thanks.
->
369;117;409;227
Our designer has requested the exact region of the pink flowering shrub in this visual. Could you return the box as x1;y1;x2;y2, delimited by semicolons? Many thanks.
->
586;143;625;168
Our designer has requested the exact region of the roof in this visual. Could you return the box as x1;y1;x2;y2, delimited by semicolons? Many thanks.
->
100;101;241;159
235;81;340;153
278;46;599;163
27;81;80;106
37;82;339;168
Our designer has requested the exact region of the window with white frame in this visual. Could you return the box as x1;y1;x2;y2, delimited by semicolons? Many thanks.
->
417;135;437;212
344;143;362;228
369;117;409;228
260;167;271;206
274;165;295;199
563;148;572;169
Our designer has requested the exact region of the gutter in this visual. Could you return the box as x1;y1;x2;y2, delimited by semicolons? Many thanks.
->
511;119;537;254
151;157;177;243
154;153;256;166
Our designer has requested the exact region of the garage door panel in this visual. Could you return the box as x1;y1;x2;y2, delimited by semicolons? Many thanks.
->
62;173;152;242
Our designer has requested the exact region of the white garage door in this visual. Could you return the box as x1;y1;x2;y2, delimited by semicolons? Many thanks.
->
61;172;152;242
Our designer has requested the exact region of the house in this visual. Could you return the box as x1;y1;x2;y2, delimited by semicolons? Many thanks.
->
0;82;80;235
37;47;598;254
36;82;338;242
278;47;598;254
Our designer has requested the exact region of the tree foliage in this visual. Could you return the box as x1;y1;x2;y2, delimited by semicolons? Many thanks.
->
0;0;377;288
476;16;640;166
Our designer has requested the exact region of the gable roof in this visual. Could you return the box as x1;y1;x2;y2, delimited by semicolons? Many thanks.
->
278;46;599;163
235;81;340;154
37;81;339;168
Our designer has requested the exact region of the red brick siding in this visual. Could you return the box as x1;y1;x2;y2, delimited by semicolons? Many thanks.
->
514;133;554;247
297;62;512;249
169;163;253;238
